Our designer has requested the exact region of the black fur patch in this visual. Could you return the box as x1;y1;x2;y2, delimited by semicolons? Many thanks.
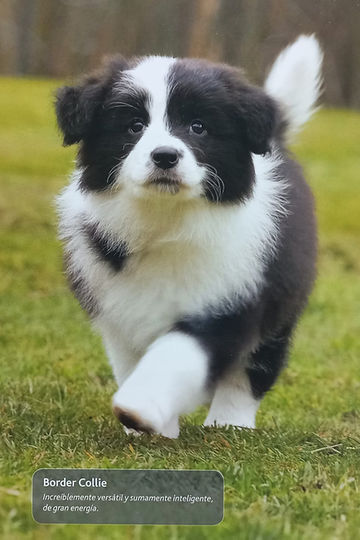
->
84;223;129;271
56;56;151;192
175;302;263;383
78;86;150;191
55;56;130;147
167;59;279;203
246;330;291;399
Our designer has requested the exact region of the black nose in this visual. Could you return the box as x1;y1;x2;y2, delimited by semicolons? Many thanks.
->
151;146;180;169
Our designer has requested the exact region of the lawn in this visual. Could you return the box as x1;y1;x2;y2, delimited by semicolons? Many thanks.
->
0;77;359;540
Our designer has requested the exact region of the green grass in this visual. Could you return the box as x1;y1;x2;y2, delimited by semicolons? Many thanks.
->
0;77;360;540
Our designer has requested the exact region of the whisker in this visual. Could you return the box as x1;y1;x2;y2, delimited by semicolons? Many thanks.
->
202;163;225;203
106;161;122;186
208;172;225;196
205;164;225;191
205;175;221;203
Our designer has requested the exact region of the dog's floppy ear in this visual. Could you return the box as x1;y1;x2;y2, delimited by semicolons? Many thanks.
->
222;68;279;155
55;78;104;146
235;85;278;155
55;55;128;146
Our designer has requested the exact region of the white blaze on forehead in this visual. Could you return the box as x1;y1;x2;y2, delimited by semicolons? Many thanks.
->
117;55;205;193
124;56;176;123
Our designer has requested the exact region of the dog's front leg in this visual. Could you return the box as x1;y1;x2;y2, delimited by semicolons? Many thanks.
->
112;332;209;438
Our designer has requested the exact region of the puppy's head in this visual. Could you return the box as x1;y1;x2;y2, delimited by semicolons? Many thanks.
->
56;55;279;203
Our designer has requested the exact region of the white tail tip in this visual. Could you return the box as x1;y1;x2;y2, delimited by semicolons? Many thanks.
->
265;34;323;140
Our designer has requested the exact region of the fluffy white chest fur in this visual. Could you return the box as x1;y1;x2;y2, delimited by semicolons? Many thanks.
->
58;152;284;356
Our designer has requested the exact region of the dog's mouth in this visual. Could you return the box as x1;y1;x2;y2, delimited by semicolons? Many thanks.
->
151;176;179;186
146;175;183;194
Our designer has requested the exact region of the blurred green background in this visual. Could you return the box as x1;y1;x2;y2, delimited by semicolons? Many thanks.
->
1;0;360;107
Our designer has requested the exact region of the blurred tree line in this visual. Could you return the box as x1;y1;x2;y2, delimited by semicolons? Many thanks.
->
0;0;359;108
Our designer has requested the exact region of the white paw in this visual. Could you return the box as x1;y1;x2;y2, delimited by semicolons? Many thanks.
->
112;390;179;438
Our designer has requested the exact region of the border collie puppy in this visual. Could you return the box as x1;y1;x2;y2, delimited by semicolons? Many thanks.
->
56;35;322;438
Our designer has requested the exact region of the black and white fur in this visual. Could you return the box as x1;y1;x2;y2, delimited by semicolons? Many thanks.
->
56;36;322;438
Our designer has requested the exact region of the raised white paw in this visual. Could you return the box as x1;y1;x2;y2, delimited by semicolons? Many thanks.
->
113;391;179;439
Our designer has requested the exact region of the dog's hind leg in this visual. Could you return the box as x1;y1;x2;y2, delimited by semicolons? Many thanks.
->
204;331;291;428
204;371;259;429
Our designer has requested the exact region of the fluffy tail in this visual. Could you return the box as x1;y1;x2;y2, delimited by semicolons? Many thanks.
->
265;35;323;140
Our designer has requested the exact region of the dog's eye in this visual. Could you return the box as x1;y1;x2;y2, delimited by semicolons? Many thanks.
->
129;119;145;134
190;120;206;135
